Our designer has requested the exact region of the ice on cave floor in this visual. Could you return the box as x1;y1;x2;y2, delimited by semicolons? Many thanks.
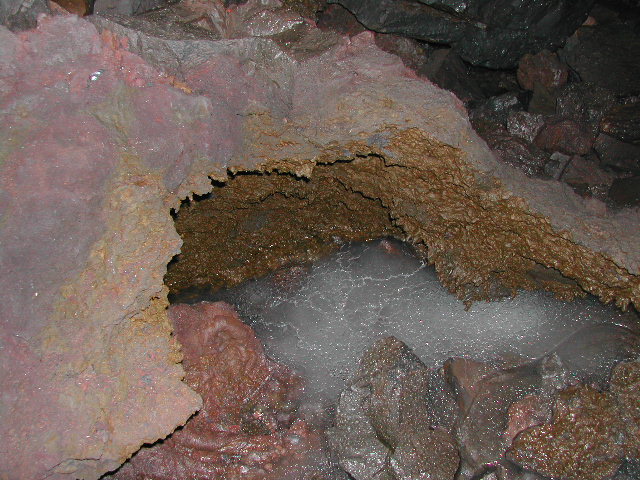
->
173;239;640;421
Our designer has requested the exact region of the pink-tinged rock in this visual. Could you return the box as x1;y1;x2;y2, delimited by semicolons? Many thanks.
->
517;50;569;91
0;14;236;480
534;117;594;155
110;302;319;480
2;7;640;480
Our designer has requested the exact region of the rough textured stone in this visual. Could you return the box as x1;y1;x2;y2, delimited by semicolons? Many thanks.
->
509;385;627;480
94;0;173;16
418;47;484;104
329;0;594;68
0;0;49;30
601;102;640;145
374;33;430;72
2;6;640;480
482;128;549;177
610;360;640;459
609;176;640;208
559;23;640;96
110;302;318;479
561;155;616;199
594;133;640;173
556;82;617;135
534;117;594;156
446;355;569;479
506;111;545;144
329;337;459;480
517;49;568;92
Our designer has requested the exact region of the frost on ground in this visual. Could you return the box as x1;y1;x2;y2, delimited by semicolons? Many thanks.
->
176;239;639;419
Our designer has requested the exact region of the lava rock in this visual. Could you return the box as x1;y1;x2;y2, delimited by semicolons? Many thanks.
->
600;102;640;145
94;0;173;16
0;0;49;30
556;82;617;135
482;129;549;177
446;355;569;479
418;47;484;104
527;83;559;116
316;3;366;36
517;49;568;92
594;133;640;174
506;111;545;143
329;0;594;68
508;385;626;480
470;92;525;132
610;360;640;459
534;117;594;156
374;33;430;71
543;151;571;179
609;176;640;208
559;23;640;96
110;302;318;480
329;337;460;480
561;155;615;200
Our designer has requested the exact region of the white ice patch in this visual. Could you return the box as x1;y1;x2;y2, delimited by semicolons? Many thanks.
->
189;239;638;413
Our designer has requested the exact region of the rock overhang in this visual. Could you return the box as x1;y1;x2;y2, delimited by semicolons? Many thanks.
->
0;12;639;480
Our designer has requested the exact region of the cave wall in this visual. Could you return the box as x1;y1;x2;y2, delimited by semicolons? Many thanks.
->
1;13;639;480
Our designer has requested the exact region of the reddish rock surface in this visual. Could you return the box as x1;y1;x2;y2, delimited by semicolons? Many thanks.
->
534;117;595;155
111;302;317;479
1;6;640;480
517;50;569;92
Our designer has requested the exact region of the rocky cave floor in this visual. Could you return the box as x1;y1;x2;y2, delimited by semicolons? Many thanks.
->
3;0;640;478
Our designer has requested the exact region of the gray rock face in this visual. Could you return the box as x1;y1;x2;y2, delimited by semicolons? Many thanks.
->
329;337;460;480
93;0;173;16
329;0;594;68
0;0;49;30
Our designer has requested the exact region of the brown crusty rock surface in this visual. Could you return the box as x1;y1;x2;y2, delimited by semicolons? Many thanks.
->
1;3;640;479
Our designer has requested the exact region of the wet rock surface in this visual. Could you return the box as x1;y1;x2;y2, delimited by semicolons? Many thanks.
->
329;337;460;480
509;385;626;480
328;0;594;68
2;1;640;479
109;302;325;480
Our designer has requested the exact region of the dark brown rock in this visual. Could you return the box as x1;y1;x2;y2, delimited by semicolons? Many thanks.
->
561;155;616;199
316;3;366;36
534;117;594;155
594;133;640;173
601;102;640;145
527;83;559;115
508;385;626;480
609;176;640;208
517;49;568;92
374;33;430;71
418;48;485;104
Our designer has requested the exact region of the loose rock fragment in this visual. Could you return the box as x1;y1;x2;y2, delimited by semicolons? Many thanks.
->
509;385;626;480
329;337;460;480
